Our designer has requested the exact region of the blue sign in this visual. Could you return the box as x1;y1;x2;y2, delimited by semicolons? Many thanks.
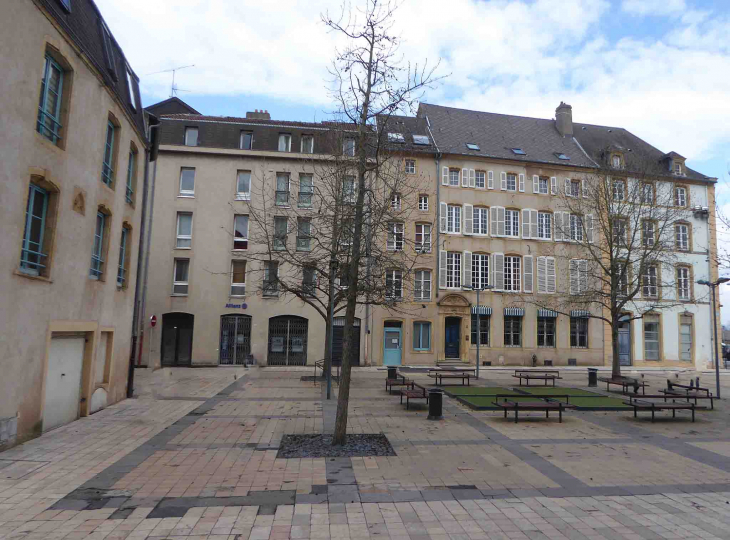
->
225;303;247;309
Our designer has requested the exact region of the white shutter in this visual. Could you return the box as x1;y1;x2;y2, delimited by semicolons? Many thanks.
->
579;260;588;293
493;253;504;291
586;214;594;243
500;172;507;191
546;212;552;240
498;207;506;237
439;202;447;233
532;175;539;193
569;260;578;295
524;255;533;293
469;169;476;188
488;171;494;189
439;251;447;289
564;178;571;196
464;204;474;235
537;257;547;294
565;213;572;241
550;176;557;195
554;212;563;242
546;257;556;293
582;178;587;198
442;167;449;186
519;173;525;192
463;251;472;288
522;209;531;239
530;210;538;239
490;207;497;236
461;168;468;187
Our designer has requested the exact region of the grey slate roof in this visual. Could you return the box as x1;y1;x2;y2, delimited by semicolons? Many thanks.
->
146;97;201;116
376;114;437;155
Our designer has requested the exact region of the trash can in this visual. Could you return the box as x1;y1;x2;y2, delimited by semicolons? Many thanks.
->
428;388;444;420
387;366;398;380
588;368;598;387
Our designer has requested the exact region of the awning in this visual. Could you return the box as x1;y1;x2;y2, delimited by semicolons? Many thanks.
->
537;309;558;318
471;305;492;315
504;307;524;316
570;310;591;318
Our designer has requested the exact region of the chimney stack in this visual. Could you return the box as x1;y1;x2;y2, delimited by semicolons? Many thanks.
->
246;109;271;120
555;102;573;137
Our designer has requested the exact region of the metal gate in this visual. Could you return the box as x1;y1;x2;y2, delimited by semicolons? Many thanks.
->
333;317;360;366
267;315;308;365
161;313;194;366
219;314;251;365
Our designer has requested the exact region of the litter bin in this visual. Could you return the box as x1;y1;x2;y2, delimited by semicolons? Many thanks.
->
428;388;444;420
588;368;598;387
387;366;398;380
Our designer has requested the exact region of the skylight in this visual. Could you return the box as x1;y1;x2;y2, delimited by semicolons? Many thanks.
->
554;152;570;160
511;148;526;155
412;134;430;145
466;143;480;151
387;132;405;143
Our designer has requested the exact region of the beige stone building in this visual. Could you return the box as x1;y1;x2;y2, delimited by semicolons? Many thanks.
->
0;0;148;446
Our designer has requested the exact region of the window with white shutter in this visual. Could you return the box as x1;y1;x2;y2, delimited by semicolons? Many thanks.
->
474;207;489;235
500;171;507;191
565;178;571;196
532;175;539;193
464;204;474;235
493;253;504;291
491;206;505;237
439;251;447;289
439;202;447;233
449;169;460;186
569;260;579;295
447;205;462;234
522;209;532;239
570;259;588;294
463;251;472;288
518;174;525;192
504;255;521;292
505;209;519;238
538;212;552;240
446;252;462;288
488;171;494;189
537;257;547;293
530;210;538;239
524;255;533;293
582;178;588;198
546;257;556;293
442;166;449;186
469;169;476;188
586;214;594;243
462;168;469;187
550;176;557;195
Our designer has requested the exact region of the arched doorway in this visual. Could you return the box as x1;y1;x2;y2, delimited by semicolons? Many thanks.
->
219;314;251;365
268;315;308;365
333;317;360;366
161;312;194;366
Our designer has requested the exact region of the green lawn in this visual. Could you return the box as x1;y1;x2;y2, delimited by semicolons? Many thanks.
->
443;386;515;395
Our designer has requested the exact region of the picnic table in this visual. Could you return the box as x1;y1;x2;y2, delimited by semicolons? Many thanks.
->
428;370;472;386
512;369;562;386
598;376;648;394
492;395;575;423
400;383;429;410
624;396;700;422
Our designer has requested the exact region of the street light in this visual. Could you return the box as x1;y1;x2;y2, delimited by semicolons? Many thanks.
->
697;277;729;398
462;284;494;380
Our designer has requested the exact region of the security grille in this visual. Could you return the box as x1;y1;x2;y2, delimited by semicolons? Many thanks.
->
267;316;309;366
219;315;251;365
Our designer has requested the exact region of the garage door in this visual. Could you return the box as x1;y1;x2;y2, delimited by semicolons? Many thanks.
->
333;317;360;366
43;334;85;431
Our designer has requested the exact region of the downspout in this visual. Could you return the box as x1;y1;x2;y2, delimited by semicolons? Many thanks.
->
706;183;714;370
425;116;441;297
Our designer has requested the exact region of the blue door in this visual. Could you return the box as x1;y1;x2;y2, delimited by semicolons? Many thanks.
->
444;317;461;359
383;328;402;366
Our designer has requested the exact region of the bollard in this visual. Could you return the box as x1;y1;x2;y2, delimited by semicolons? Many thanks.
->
428;388;444;420
587;368;598;387
387;366;397;380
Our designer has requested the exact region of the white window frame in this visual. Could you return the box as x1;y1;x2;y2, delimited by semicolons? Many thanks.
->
642;265;658;298
179;167;195;197
414;270;431;301
449;169;460;187
301;135;314;154
184;127;198;147
176;212;193;249
613;180;625;201
539;176;549;195
472;253;489;289
415;223;431;252
570;214;583;242
391;193;401;210
675;187;687;207
642;183;654;204
240;131;253;150
387;222;404;251
418;194;429;211
537;212;552;240
405;159;416;174
172;258;189;295
677;267;690;300
233;214;249;251
343;137;355;157
675;223;689;251
276;173;291;207
569;259;588;295
236;170;251;200
476;171;485;189
644;317;660;360
505;209;519;238
642;220;655;247
447;204;462;234
230;260;246;297
278;133;291;152
473;207;489;235
386;269;403;299
504;255;521;292
126;69;137;111
506;173;517;192
446;252;461;289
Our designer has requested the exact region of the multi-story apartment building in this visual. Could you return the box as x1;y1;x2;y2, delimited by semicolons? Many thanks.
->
0;0;148;446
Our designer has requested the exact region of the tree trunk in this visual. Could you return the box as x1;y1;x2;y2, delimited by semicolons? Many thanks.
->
332;301;355;444
611;320;621;379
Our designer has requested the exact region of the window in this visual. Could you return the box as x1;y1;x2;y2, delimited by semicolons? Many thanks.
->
677;267;691;300
342;176;356;203
413;322;431;350
391;193;401;210
642;265;658;298
613;218;627;246
466;143;480;151
275;173;290;206
537;317;556;348
179;168;195;196
274;217;287;250
447;205;461;234
263;261;279;296
569;259;588;295
642;220;655;247
301;135;314;154
388;132;405;143
506;173;517;192
642;183;654;204
126;69;137;110
297;218;312;251
449;169;459;186
184;127;198;146
386;269;403;299
278;133;291;152
536;256;557;294
343;137;355;156
538;176;549;194
675;223;689;251
570;214;583;242
446;252;461;288
20;184;49;276
414;270;431;300
100;21;117;78
474;207;489;235
415;224;431;252
412;135;429;145
471;315;489;345
617;260;629;296
643;316;660;360
298;174;313;207
90;211;106;279
405;159;416;174
240;131;253;150
612;155;621;168
476;171;485;188
302;266;316;296
125;148;137;204
236;171;251;200
59;0;71;12
37;54;64;144
176;212;192;248
570;317;588;348
505;209;519;238
233;215;248;250
511;148;526;155
340;218;353;247
613;180;625;201
504;256;521;292
101;121;116;186
172;259;189;295
472;253;489;289
555;153;570;161
504;317;521;347
675;187;687;207
568;179;580;197
418;195;429;211
387;222;404;251
680;316;692;361
537;212;552;240
231;260;246;296
674;162;682;175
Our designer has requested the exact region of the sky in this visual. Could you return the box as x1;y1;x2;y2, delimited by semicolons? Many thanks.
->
96;0;730;323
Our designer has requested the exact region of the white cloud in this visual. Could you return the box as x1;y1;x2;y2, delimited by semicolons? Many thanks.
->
621;0;686;16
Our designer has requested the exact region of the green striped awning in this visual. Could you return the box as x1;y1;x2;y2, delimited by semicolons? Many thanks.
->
570;310;591;318
504;307;524;316
537;309;558;318
471;306;492;315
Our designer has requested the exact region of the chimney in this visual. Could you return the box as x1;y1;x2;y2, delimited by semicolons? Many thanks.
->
555;102;573;137
246;109;271;120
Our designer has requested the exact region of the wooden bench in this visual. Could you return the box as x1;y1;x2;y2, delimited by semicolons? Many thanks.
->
512;370;562;387
386;375;414;394
400;384;429;409
492;396;575;423
428;371;472;386
624;397;699;422
652;391;714;410
598;376;648;395
659;381;713;408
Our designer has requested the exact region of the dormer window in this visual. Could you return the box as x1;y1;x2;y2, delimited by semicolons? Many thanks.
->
387;133;405;143
511;148;526;155
466;143;480;151
674;162;682;175
611;154;623;169
412;135;429;145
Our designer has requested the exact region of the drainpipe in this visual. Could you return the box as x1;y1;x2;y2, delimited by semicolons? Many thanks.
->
425;117;441;364
706;184;714;371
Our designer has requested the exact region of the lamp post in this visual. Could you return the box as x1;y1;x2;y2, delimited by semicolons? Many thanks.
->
327;257;339;400
697;277;729;398
463;284;494;380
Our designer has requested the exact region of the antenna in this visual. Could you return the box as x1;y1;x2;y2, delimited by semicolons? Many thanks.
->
146;64;195;98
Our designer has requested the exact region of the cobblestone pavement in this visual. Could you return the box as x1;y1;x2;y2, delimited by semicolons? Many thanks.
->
3;366;730;539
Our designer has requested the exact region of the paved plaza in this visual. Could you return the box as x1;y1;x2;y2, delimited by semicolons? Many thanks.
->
3;367;730;539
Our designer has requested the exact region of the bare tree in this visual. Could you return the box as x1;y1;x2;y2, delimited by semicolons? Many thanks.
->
523;162;693;378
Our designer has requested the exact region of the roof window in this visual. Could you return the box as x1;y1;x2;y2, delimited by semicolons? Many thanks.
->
466;143;480;151
511;148;526;155
554;152;570;160
412;135;430;145
58;0;71;11
387;133;405;143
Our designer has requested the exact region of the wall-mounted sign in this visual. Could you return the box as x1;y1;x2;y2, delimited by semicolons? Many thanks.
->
150;315;157;327
225;303;247;309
